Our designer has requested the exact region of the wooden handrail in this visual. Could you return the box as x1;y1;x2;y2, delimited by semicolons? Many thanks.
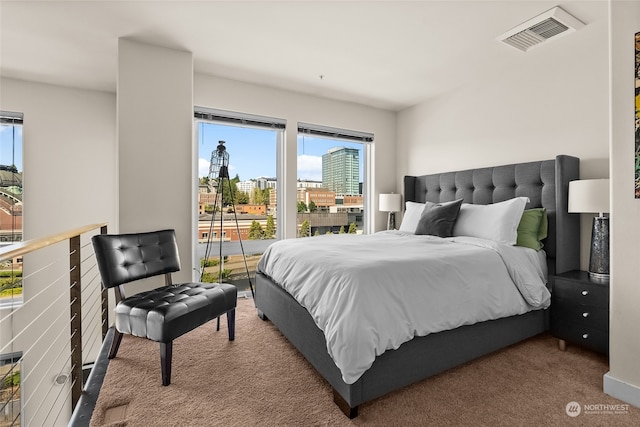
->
0;223;107;262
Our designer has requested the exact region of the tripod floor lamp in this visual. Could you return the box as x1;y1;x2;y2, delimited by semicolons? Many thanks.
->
379;193;402;230
568;178;610;281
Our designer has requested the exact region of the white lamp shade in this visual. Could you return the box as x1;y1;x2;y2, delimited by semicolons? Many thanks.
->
568;179;610;214
379;193;402;212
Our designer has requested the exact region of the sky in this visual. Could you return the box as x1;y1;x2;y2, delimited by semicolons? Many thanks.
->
197;122;364;182
0;124;23;171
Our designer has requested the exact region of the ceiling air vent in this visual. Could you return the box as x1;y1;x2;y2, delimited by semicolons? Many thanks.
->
498;6;585;52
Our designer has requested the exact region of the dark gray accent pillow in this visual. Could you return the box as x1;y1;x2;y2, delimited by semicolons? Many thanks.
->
414;199;463;237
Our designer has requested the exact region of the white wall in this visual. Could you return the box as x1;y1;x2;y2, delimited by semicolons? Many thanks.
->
0;77;116;328
396;0;640;407
397;1;610;269
605;0;640;408
117;39;194;285
0;77;116;426
194;74;397;238
1;78;117;237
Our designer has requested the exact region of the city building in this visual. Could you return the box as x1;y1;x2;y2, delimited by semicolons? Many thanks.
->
235;204;266;215
197;213;266;243
256;177;277;190
197;185;218;214
339;195;363;206
297;180;324;189
322;147;360;196
235;180;255;194
297;187;336;210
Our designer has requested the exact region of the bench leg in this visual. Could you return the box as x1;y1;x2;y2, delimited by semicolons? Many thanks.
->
160;341;173;386
108;330;123;359
227;309;235;341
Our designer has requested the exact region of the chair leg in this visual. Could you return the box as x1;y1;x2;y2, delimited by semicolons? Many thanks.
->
227;309;235;341
108;330;124;359
160;341;173;386
216;315;220;331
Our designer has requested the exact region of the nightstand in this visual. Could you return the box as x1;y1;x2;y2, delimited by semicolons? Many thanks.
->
551;270;609;355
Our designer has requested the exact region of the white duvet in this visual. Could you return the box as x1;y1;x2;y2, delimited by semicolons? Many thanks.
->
257;230;549;384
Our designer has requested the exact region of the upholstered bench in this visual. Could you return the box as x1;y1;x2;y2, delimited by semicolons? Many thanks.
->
92;229;237;386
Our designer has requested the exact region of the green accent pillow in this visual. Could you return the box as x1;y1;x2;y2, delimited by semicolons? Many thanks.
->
516;208;547;250
537;208;548;241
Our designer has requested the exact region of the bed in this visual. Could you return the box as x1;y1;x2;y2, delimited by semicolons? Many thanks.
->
255;155;580;418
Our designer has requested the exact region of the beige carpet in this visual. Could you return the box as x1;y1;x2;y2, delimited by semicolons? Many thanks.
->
90;298;639;426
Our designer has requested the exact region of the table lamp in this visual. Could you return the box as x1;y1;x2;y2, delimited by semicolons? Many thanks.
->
568;179;610;280
379;193;402;230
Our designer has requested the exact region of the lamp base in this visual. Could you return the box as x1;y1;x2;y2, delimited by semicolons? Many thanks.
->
588;216;609;281
387;212;396;230
588;271;609;283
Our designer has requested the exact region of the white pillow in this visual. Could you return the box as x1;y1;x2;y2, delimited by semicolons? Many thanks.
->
398;201;425;233
452;197;529;245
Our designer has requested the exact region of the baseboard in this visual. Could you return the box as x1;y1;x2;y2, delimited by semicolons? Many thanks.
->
603;372;640;408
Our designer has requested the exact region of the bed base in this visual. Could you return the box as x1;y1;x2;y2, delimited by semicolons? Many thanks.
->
256;271;549;418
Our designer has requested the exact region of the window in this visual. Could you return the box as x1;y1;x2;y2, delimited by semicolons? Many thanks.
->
0;352;22;426
297;123;373;237
0;112;23;306
0;112;23;244
194;108;284;296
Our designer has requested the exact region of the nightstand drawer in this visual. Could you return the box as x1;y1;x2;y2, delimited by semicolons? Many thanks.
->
551;305;608;331
552;320;608;354
553;281;608;308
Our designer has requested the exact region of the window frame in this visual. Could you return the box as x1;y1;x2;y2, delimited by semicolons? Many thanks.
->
297;122;374;235
193;108;285;293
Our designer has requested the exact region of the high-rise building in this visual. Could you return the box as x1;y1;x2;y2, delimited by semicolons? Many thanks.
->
322;147;360;196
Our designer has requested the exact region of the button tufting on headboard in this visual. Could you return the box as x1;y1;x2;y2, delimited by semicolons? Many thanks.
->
403;155;581;277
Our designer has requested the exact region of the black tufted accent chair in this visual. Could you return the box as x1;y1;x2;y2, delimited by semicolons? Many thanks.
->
92;229;237;386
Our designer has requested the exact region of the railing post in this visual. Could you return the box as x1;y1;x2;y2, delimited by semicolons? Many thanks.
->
99;225;109;340
69;235;83;409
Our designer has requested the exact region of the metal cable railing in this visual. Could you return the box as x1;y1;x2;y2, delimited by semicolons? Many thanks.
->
0;223;107;427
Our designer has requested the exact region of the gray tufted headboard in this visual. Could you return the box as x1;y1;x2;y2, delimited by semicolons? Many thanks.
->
403;155;580;279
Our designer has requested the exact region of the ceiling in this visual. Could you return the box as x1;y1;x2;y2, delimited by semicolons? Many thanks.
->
0;1;604;112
